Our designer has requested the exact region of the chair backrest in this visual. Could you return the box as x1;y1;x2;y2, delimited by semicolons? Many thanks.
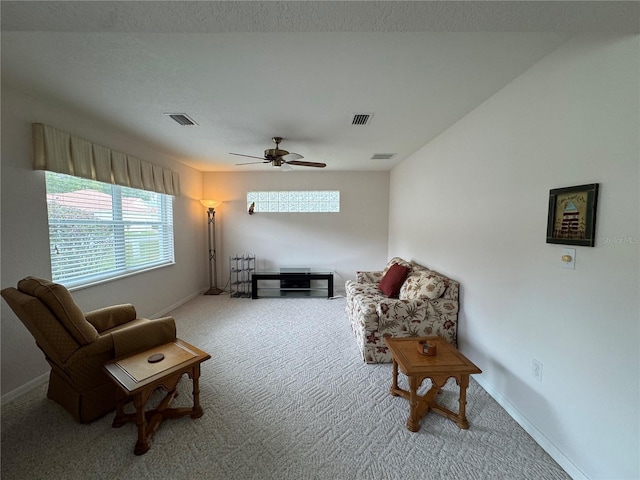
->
17;277;99;344
1;277;99;365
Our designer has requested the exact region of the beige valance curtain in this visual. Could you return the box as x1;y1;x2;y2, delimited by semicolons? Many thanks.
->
32;123;181;196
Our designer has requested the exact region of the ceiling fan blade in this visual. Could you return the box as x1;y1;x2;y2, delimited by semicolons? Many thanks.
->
236;161;271;165
230;153;267;160
286;160;327;168
281;152;303;161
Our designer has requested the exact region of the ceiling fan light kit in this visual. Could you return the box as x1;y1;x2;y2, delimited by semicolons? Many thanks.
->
231;137;326;169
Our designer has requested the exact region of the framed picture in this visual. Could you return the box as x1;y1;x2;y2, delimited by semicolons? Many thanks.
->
546;183;599;247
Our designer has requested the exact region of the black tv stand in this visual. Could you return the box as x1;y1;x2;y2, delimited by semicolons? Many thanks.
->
251;269;334;299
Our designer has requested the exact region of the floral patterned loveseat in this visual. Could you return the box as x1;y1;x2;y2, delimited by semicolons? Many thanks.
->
345;257;459;363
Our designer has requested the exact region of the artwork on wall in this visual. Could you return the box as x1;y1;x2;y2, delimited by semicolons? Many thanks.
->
546;183;599;247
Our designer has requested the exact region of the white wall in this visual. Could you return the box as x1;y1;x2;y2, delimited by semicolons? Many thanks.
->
1;86;207;395
389;34;639;479
202;171;389;293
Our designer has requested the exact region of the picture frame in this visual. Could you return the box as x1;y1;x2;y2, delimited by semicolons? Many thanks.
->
546;183;599;247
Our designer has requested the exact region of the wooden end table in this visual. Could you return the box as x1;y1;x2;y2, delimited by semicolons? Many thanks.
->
385;336;481;432
104;339;211;455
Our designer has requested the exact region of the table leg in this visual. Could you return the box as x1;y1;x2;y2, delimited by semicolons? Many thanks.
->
456;374;470;429
134;393;150;456
191;365;204;419
111;390;127;428
407;376;421;432
390;359;399;396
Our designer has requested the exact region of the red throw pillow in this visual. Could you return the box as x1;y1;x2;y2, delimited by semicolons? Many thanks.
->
379;263;410;297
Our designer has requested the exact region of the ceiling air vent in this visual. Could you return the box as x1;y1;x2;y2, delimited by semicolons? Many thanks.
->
351;113;373;126
371;153;396;160
164;113;198;126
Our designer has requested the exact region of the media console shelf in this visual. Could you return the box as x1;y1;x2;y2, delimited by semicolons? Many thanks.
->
251;269;334;299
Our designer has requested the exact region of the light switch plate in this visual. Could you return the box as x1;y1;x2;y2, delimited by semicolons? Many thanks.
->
562;248;576;269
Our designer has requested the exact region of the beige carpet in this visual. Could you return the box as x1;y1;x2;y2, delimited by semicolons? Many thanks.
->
1;295;570;479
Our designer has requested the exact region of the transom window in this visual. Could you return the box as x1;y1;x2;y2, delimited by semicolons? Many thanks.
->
247;191;340;213
45;172;175;288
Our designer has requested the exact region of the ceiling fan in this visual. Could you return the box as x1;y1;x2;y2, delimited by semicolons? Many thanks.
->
231;137;326;169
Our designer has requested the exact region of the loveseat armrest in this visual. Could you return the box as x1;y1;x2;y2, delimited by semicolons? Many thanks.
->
111;317;177;358
85;304;137;332
356;271;384;284
376;298;428;334
430;297;459;315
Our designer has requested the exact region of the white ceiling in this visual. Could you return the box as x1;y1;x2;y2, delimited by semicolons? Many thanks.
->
2;1;637;172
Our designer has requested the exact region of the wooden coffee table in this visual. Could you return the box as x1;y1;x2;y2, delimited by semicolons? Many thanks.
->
385;336;481;432
103;339;211;455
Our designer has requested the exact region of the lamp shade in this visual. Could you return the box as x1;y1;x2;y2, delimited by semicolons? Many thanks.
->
200;199;221;209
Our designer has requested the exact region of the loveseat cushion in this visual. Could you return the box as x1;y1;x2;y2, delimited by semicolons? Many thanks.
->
18;277;99;345
376;298;428;334
378;263;410;297
382;257;413;276
399;270;446;300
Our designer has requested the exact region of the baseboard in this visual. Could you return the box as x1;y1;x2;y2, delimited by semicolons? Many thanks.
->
151;288;208;318
1;372;48;406
474;376;587;480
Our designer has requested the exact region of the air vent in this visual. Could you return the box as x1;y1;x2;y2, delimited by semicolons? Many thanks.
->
351;113;373;126
164;113;198;126
370;153;396;160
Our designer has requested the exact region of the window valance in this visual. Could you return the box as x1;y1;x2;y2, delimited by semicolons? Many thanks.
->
32;123;181;196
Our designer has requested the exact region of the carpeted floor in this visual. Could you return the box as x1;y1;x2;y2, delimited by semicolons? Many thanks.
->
1;295;570;479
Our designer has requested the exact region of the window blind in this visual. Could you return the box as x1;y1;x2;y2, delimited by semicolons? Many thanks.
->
46;172;175;288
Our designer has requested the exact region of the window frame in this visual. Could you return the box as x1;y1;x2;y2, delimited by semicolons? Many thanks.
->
247;190;340;213
45;172;175;289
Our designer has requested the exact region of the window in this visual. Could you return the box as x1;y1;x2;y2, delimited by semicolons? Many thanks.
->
45;172;175;288
247;191;340;213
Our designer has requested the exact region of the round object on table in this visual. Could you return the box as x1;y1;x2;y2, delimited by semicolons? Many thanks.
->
147;353;165;363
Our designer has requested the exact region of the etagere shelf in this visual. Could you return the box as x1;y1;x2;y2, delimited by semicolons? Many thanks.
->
229;253;255;298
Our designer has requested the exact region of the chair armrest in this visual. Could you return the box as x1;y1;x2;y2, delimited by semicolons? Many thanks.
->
356;271;383;283
111;317;177;358
85;304;137;332
63;334;116;366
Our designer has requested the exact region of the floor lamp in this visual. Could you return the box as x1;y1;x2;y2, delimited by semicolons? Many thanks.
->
200;200;223;295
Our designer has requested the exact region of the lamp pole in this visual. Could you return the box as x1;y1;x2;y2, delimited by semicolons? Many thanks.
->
201;200;223;295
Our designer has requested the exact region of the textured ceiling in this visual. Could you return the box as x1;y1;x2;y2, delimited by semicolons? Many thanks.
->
2;1;637;172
